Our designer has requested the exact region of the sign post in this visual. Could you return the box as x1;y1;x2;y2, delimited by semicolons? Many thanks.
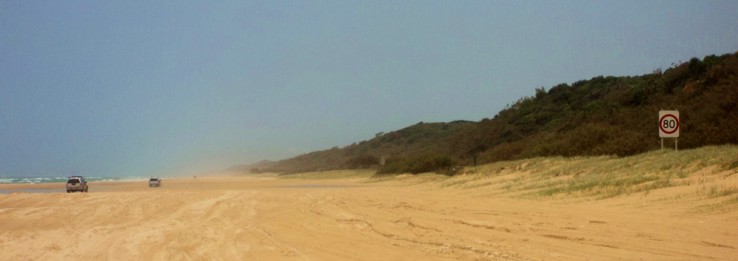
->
659;110;680;150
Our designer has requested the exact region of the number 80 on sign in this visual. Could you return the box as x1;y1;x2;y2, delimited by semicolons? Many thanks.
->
659;110;679;138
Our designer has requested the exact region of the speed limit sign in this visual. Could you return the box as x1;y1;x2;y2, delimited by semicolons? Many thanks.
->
659;110;679;138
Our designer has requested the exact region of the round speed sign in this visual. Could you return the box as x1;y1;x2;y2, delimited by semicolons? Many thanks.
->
658;110;679;138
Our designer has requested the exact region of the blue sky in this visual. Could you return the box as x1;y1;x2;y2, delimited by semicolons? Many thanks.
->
2;1;737;177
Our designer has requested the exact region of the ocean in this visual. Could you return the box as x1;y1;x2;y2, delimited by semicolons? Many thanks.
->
0;176;151;184
0;176;158;194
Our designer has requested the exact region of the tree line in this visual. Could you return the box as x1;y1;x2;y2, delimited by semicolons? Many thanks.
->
259;51;738;175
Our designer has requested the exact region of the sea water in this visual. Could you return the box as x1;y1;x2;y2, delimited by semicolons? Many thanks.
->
0;176;150;184
0;176;153;194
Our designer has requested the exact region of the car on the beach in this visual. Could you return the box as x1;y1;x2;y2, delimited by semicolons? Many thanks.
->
66;176;88;193
149;177;161;187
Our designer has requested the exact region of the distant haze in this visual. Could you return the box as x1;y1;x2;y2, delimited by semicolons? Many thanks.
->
2;1;737;177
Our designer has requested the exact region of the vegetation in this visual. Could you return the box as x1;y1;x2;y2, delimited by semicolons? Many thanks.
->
392;145;738;210
258;51;738;175
376;153;458;175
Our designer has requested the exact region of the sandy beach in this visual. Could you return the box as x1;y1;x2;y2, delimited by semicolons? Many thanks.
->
1;170;736;260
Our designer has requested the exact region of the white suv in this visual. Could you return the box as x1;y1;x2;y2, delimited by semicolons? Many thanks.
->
66;176;88;193
149;177;161;187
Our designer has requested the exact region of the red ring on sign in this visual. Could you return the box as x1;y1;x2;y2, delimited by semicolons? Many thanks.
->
659;114;679;134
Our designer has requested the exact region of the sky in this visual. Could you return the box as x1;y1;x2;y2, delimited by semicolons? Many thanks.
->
2;1;738;178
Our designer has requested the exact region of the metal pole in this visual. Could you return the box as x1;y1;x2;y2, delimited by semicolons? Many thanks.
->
661;138;664;150
675;138;678;151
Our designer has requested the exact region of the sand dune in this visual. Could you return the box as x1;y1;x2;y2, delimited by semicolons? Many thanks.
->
1;172;736;260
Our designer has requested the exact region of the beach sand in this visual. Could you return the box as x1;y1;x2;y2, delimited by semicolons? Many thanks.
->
1;173;736;260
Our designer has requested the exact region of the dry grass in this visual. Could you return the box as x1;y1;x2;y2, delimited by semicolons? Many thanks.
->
424;145;738;201
281;145;738;211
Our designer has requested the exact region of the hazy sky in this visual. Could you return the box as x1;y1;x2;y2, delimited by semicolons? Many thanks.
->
2;1;737;177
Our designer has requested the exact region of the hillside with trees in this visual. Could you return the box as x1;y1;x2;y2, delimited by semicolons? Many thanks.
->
252;51;738;175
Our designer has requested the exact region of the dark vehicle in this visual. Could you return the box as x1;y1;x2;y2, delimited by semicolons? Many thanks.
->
149;177;161;187
66;176;88;193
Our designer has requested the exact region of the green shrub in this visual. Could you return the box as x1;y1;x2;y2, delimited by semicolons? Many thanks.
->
376;154;457;175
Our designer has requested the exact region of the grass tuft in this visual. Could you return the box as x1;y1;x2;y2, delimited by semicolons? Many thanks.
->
480;145;738;198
